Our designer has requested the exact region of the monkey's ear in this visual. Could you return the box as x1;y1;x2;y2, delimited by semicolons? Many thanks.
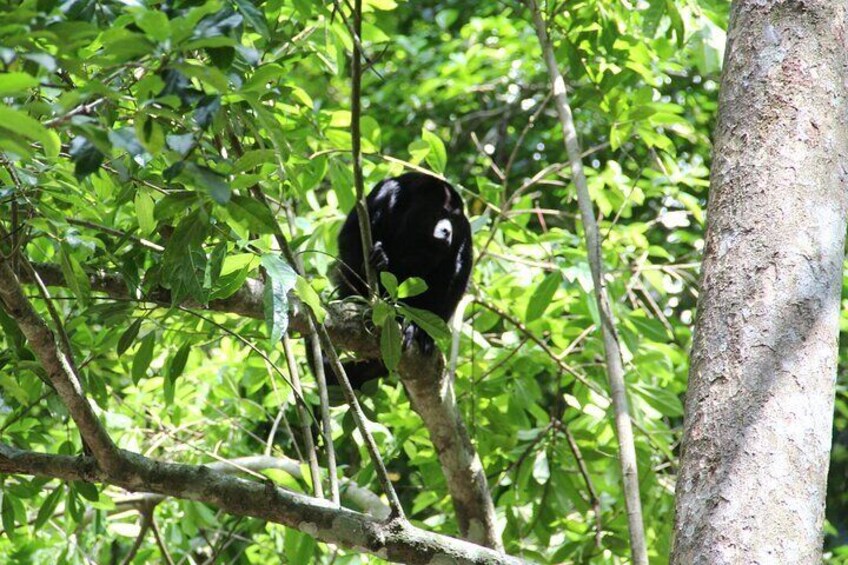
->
370;178;400;224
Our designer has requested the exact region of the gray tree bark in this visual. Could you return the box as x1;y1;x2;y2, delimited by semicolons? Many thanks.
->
672;2;848;563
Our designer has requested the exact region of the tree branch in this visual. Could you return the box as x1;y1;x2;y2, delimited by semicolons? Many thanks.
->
526;1;647;563
0;445;523;565
20;261;502;547
0;260;123;474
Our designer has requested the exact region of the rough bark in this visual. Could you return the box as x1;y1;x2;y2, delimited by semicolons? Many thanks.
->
672;2;848;563
402;374;501;550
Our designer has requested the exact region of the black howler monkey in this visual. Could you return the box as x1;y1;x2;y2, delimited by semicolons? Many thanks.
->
331;172;473;389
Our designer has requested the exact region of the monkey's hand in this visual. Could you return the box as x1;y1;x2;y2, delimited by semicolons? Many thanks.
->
403;323;435;356
369;241;389;271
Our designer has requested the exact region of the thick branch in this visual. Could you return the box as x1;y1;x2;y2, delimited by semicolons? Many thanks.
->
0;445;523;565
527;1;647;563
0;260;123;474
402;374;502;551
22;261;500;547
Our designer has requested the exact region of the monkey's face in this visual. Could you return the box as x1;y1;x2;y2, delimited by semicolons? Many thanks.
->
401;186;460;251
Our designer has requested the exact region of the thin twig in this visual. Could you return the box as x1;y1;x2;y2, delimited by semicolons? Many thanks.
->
282;336;324;499
351;0;378;296
120;505;153;565
560;423;603;548
527;1;647;562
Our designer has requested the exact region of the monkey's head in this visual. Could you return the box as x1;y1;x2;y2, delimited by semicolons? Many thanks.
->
390;173;465;252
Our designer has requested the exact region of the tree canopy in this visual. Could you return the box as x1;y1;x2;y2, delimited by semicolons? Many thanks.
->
2;0;847;563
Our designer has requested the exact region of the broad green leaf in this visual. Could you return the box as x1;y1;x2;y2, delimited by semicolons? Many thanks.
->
398;277;428;299
380;271;398;299
261;254;298;287
264;277;288;344
372;299;394;326
135;191;156;235
165;343;191;404
59;245;90;304
408;139;430;165
1;493;16;538
117;318;143;356
421;129;447;173
634;383;684;417
34;487;63;530
233;149;276;173
381;317;402;371
234;0;269;38
229;195;279;233
162;210;209;304
526;272;561;322
183;163;231;204
261;254;298;344
0;106;59;157
132;332;156;384
0;72;39;95
295;276;325;323
397;305;450;341
73;481;99;502
135;10;171;42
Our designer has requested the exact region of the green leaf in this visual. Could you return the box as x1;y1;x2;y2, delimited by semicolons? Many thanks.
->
0;72;39;95
73;481;99;502
166;133;195;156
627;313;671;342
34;487;63;531
234;0;269;38
294;276;325;323
372;300;394;326
69;137;104;178
135;191;156;235
59;245;91;304
408;139;430;165
380;271;398;299
135;9;171;42
229;195;279;233
233;149;276;173
261;254;298;287
176;62;230;92
380;317;402;371
397;305;450;341
261;254;297;344
421;129;447;173
183;163;231;204
117;318;142;356
109;127;146;157
162;210;209;304
132;332;156;384
665;0;685;46
1;493;16;538
165;343;191;404
284;527;317;564
211;267;250;300
329;160;355;212
532;450;550;484
398;277;428;299
0;106;60;158
635;383;684;417
264;277;289;344
526;272;561;322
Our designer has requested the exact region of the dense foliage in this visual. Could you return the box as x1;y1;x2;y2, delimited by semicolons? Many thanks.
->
1;0;844;563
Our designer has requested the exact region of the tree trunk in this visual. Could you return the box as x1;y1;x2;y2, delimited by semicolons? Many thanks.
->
672;2;848;563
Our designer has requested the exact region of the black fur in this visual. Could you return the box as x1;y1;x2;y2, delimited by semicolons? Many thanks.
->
331;172;473;389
